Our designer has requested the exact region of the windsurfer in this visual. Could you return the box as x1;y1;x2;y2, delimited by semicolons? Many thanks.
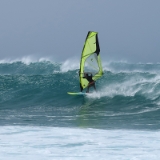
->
84;73;96;93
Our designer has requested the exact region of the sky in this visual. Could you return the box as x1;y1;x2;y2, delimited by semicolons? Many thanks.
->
0;0;160;63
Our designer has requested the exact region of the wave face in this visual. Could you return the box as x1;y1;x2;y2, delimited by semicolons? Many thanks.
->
1;60;160;130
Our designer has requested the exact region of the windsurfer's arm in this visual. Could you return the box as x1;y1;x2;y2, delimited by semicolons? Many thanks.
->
84;72;92;74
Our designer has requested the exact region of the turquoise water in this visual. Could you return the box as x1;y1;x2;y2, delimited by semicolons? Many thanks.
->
1;60;160;129
1;60;160;159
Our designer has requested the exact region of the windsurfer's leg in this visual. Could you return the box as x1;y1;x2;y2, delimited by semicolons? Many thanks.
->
86;86;89;93
93;83;96;91
86;81;95;93
86;82;92;93
90;81;96;91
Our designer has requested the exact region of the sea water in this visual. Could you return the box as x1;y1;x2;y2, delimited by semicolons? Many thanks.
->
1;58;160;159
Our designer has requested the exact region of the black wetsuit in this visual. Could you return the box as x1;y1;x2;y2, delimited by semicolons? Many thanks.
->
86;75;94;83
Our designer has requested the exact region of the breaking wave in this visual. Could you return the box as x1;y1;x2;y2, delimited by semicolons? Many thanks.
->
1;58;160;129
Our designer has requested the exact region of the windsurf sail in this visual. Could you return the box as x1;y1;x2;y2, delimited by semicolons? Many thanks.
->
79;31;103;91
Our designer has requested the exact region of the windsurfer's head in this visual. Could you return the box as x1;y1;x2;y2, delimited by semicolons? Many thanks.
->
85;73;88;77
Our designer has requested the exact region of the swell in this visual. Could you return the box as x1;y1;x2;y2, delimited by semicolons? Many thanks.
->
0;61;160;129
1;61;160;106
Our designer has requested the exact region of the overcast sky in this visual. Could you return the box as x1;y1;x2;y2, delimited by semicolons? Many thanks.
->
0;0;160;63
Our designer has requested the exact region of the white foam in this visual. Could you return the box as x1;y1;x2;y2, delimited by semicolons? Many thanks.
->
86;79;141;99
0;126;160;160
86;71;160;100
0;56;52;65
60;58;79;72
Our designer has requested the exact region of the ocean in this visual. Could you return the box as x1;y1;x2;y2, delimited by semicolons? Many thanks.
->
1;58;160;159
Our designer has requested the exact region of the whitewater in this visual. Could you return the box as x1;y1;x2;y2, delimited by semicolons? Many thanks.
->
1;58;160;159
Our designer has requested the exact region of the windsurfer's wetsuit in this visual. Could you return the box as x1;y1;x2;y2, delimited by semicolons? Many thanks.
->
86;74;93;83
84;73;96;93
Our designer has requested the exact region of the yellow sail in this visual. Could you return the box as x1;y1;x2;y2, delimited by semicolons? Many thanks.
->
79;31;103;91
